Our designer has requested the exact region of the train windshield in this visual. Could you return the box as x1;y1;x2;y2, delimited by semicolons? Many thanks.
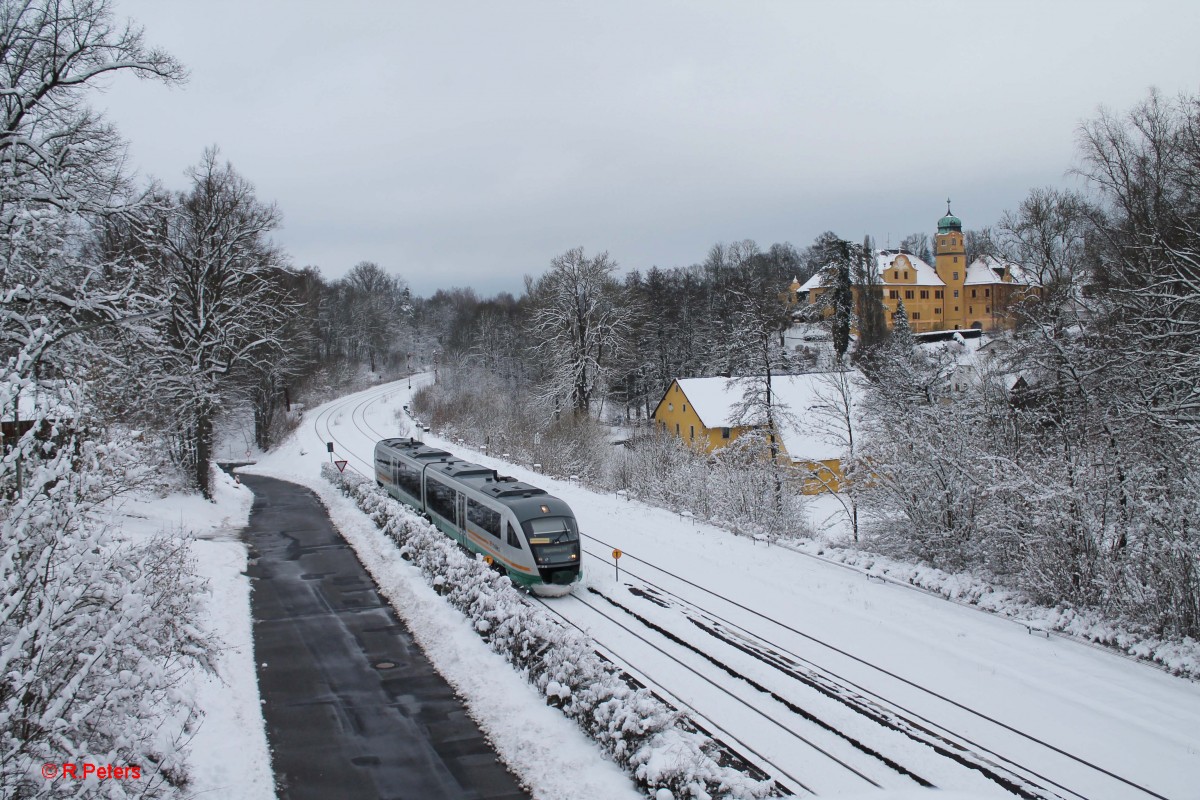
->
524;516;578;545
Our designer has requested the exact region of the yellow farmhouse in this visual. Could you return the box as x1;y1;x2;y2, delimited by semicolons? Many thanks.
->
793;205;1041;333
651;372;862;494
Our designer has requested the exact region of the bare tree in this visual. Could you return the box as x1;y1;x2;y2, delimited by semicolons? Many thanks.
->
0;4;210;797
526;247;630;417
142;147;293;497
342;260;411;372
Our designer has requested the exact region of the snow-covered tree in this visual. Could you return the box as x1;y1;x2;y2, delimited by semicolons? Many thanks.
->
140;148;295;497
526;247;630;418
0;3;211;797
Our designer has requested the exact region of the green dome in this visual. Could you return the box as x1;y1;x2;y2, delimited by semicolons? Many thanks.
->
937;199;962;233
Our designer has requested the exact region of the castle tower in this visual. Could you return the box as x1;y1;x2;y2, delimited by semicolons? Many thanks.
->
934;200;967;328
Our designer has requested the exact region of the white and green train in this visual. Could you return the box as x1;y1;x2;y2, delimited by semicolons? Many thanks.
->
374;437;581;594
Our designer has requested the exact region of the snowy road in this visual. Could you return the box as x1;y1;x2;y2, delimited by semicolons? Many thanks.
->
293;376;1198;799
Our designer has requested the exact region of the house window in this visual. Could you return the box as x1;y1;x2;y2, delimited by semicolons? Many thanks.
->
934;308;941;315
675;423;679;435
689;425;694;440
903;271;909;280
889;289;899;300
912;312;921;320
893;270;899;280
668;402;673;411
721;427;730;439
969;306;974;313
985;288;991;297
682;404;687;412
935;290;944;299
920;290;929;299
904;290;914;300
986;306;991;313
954;256;959;263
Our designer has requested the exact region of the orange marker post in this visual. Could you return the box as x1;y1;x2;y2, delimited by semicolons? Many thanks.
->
612;548;622;582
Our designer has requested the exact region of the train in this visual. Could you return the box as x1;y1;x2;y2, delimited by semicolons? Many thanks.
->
373;437;582;595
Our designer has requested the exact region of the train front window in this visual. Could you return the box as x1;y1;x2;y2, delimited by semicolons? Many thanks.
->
523;517;580;566
524;516;578;544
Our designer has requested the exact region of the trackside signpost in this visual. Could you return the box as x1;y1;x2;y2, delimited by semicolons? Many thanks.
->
612;548;622;581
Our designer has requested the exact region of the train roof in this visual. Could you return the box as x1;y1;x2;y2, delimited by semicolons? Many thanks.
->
377;437;450;460
377;437;571;514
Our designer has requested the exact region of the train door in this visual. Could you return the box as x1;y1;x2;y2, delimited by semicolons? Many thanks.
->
456;493;466;529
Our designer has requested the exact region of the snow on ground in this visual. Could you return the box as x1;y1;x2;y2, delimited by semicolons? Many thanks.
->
265;375;1199;800
105;466;274;800
243;445;643;798
802;493;1200;679
111;373;1200;799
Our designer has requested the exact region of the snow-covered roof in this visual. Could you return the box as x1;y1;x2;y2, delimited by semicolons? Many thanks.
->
798;251;946;292
675;371;863;462
964;255;1040;287
879;251;944;286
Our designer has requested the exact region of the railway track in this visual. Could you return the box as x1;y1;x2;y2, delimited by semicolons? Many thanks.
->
307;378;1181;800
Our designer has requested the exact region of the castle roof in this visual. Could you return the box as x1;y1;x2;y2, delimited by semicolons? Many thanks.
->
798;250;946;292
964;255;1040;286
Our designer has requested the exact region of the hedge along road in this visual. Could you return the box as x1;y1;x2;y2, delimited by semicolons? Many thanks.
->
238;472;529;800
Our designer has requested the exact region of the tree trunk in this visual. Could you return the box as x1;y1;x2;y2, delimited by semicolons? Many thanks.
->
195;411;213;499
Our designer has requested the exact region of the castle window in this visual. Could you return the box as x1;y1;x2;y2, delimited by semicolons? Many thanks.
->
912;312;921;320
690;425;694;440
953;272;959;280
934;308;941;314
721;427;730;439
668;402;673;411
935;290;944;299
920;290;929;299
682;404;687;412
889;289;899;300
675;423;679;435
904;290;914;300
985;288;991;297
953;290;959;298
986;306;991;313
893;270;899;280
954;256;959;263
903;272;909;280
969;306;974;313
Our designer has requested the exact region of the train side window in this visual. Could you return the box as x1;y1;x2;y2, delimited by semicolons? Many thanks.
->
467;499;501;538
426;478;456;520
506;522;522;549
395;462;421;496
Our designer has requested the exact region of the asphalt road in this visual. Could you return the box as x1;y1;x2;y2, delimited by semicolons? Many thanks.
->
239;473;529;800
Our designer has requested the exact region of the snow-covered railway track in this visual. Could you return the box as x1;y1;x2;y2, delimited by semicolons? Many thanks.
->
308;381;1178;800
537;587;942;796
578;539;1170;800
311;380;406;475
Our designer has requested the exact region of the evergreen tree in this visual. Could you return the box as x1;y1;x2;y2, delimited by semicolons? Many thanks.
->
854;235;888;353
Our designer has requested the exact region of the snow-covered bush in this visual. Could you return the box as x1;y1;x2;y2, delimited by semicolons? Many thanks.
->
1;385;212;799
607;432;810;541
323;464;780;800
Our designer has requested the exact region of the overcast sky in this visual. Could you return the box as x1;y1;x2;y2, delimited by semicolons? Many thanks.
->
98;1;1200;297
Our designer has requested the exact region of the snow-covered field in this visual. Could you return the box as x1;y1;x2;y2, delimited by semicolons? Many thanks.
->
119;375;1199;799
